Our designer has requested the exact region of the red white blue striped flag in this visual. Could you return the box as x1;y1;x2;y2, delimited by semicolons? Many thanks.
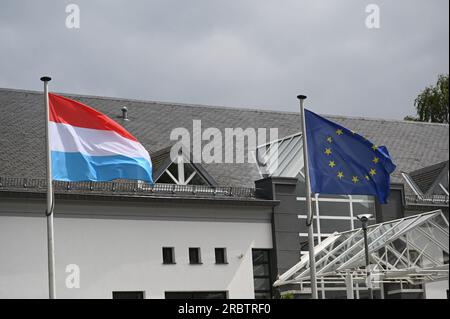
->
48;93;153;183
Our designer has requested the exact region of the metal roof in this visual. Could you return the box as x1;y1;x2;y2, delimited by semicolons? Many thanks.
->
409;160;449;195
255;132;305;179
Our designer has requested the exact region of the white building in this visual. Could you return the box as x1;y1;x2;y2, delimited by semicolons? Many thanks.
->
0;88;448;299
0;187;275;299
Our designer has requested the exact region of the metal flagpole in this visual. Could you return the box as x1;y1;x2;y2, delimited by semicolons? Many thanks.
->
41;76;56;299
297;95;318;299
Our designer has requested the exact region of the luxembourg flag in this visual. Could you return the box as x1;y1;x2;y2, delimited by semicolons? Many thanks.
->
48;93;153;183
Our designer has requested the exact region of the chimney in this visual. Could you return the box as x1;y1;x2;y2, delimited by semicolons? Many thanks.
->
121;106;129;121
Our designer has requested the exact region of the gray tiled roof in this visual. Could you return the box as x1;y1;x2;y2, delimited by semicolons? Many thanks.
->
149;145;174;180
0;87;448;189
409;160;449;195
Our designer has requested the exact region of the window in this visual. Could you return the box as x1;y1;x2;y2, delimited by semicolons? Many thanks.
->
165;291;227;299
189;247;202;264
162;247;175;264
215;248;227;264
112;291;144;299
255;292;272;299
156;161;210;186
297;194;376;242
252;249;272;299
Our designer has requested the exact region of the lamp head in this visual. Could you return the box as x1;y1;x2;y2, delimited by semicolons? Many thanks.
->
357;214;373;223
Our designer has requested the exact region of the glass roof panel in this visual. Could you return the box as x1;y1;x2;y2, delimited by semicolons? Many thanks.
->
274;210;449;287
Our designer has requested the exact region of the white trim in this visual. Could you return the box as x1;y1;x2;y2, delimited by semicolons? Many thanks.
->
184;171;197;185
177;154;185;184
300;251;309;255
297;196;374;203
349;195;355;230
401;172;423;198
299;232;333;237
257;132;301;148
439;183;449;196
164;169;179;184
298;170;305;179
387;289;424;295
298;215;357;220
157;160;211;186
251;150;265;178
315;193;321;244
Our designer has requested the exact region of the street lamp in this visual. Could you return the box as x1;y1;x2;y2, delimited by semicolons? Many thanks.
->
357;214;374;299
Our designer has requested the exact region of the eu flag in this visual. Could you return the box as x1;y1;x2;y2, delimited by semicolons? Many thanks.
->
305;109;396;204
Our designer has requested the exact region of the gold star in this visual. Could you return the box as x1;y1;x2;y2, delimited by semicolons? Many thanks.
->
329;160;336;168
370;168;377;176
352;176;359;184
326;136;333;143
336;129;343;136
372;157;379;164
372;145;378;151
324;148;332;156
337;171;344;179
365;175;370;181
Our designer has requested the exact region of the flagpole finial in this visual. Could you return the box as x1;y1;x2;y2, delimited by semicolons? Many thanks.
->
297;94;307;100
40;76;52;82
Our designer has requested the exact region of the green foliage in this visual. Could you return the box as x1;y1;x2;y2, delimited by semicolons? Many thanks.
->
403;115;419;122
405;74;449;123
280;292;294;299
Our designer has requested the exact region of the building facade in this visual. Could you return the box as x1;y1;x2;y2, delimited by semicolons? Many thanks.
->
0;88;448;298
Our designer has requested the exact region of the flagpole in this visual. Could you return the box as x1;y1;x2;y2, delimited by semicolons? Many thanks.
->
297;94;318;299
41;76;56;299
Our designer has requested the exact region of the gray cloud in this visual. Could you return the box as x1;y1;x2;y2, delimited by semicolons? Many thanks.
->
0;0;448;119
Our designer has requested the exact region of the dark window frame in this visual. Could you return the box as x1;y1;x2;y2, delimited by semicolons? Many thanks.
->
162;247;176;264
165;291;227;299
252;249;273;299
112;291;145;299
189;247;202;265
215;248;228;264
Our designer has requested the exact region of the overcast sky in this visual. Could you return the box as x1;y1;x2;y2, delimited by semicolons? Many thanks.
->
0;0;448;119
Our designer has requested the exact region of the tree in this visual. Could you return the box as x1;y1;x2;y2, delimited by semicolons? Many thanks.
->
404;74;449;123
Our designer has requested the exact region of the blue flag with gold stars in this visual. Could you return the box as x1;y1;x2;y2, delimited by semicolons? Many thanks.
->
305;109;396;204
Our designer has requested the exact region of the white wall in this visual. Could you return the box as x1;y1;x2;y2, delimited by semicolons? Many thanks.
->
0;199;273;299
425;280;448;299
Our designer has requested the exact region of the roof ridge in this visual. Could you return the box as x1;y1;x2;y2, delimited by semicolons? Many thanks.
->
150;145;173;157
317;113;450;127
1;87;449;127
410;160;449;176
